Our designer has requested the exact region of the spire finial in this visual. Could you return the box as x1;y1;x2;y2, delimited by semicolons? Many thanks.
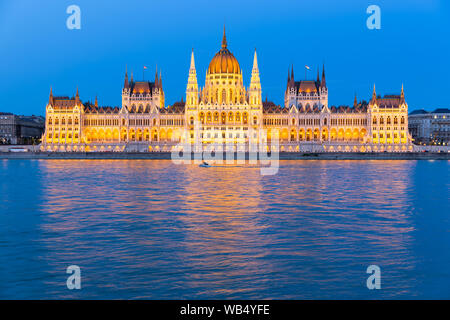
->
252;49;258;70
222;25;227;48
372;84;377;101
124;65;129;88
49;87;53;105
190;48;196;71
401;83;405;101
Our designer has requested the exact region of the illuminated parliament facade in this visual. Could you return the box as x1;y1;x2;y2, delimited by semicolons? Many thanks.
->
42;30;413;152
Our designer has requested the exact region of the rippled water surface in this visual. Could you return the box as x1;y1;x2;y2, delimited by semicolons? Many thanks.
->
0;160;449;299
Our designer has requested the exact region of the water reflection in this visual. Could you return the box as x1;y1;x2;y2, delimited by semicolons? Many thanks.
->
1;160;449;298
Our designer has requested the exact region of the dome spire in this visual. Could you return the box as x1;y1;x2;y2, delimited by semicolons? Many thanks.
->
222;25;227;48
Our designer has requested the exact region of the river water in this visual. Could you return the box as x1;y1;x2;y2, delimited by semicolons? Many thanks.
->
0;159;449;299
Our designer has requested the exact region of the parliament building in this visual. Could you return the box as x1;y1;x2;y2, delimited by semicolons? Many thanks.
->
42;29;413;152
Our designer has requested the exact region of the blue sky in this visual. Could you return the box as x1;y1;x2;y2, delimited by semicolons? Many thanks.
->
0;0;448;115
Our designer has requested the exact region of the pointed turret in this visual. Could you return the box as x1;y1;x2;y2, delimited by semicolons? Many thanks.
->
48;87;54;105
186;49;198;107
75;87;80;105
316;67;320;83
321;64;326;87
130;71;134;83
291;65;294;81
371;84;377;103
400;83;405;102
252;48;258;71
95;96;98;107
124;66;129;88
249;49;262;106
354;94;358;107
190;48;196;71
154;66;159;88
159;70;163;91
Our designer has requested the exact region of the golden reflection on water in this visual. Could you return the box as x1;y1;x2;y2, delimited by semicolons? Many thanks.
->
35;160;419;298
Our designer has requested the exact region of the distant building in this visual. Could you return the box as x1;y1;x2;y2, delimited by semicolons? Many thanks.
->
0;113;45;144
409;108;450;145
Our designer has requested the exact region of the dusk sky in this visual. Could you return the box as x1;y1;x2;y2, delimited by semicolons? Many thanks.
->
0;0;448;116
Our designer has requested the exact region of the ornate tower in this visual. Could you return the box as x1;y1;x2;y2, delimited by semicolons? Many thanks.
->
249;49;262;107
186;49;199;109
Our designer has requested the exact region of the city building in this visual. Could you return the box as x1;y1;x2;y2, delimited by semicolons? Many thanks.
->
0;112;45;145
41;29;413;152
409;108;450;145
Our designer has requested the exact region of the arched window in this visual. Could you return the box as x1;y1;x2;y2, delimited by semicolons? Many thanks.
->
222;89;226;104
55;118;59;125
253;116;258;125
190;117;194;125
236;112;241;122
243;113;248;125
373;116;377;125
61;118;66;125
292;118;296;125
221;113;226;124
394;117;398;125
401;116;405;125
380;117;384;125
228;112;233;122
48;117;52;125
387;116;391;125
323;118;327;125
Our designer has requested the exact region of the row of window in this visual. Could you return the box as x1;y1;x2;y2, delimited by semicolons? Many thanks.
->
263;119;289;126
48;117;79;125
373;116;405;125
373;133;406;139
48;133;79;139
84;119;120;126
330;118;367;126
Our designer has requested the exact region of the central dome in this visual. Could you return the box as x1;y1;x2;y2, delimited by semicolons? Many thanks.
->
208;29;241;75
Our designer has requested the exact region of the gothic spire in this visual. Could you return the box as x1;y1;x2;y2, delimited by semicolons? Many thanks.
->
75;87;80;105
354;93;357;107
222;25;227;49
190;48;196;71
124;65;129;88
48;87;54;105
400;83;405;101
252;48;259;71
321;64;326;87
371;84;377;102
95;96;98;107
